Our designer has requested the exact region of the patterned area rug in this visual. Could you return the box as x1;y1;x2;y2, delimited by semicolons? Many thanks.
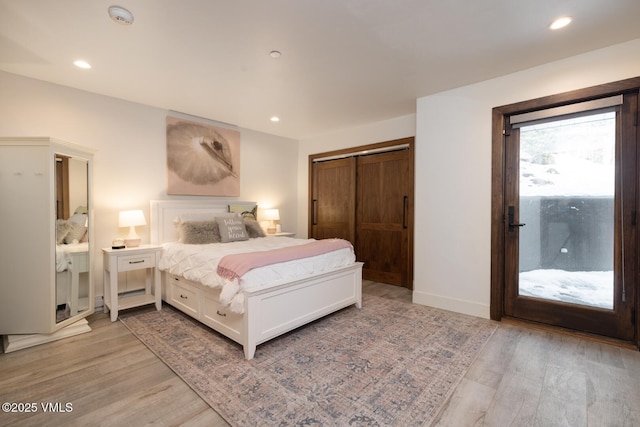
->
120;294;496;426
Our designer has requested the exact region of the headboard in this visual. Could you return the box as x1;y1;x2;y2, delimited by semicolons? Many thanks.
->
150;199;257;244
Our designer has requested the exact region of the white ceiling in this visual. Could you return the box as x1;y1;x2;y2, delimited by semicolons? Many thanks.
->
2;1;640;139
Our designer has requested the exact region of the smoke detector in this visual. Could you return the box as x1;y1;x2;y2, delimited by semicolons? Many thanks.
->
108;5;134;25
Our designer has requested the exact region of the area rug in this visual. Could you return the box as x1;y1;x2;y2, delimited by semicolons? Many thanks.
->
120;294;496;426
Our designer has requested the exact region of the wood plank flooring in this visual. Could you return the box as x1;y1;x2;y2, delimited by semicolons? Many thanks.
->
1;281;639;426
434;321;640;426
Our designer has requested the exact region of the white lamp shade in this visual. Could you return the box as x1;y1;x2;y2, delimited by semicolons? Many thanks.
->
263;209;280;221
119;210;146;247
119;210;146;227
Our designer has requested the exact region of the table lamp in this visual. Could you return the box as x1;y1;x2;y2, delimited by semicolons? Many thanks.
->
119;209;146;247
263;209;280;234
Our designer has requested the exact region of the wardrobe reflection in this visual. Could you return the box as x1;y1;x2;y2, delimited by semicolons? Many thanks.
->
55;155;90;323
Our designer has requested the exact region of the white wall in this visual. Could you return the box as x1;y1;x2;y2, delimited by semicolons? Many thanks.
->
295;38;640;320
4;37;639;317
296;114;417;237
414;38;640;318
0;71;298;297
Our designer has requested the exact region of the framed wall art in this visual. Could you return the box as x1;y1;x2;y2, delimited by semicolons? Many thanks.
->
166;116;240;196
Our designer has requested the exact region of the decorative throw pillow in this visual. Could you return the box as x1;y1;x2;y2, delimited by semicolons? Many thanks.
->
216;217;249;243
244;218;266;238
178;221;222;244
228;204;258;219
73;205;88;214
56;220;73;245
64;222;87;244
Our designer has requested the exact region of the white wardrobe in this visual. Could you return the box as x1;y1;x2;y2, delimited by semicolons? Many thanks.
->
0;137;95;351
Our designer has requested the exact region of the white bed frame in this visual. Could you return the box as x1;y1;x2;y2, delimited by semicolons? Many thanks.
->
150;200;363;360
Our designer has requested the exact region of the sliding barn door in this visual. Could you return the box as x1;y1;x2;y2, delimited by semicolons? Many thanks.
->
309;139;414;289
356;150;412;287
310;157;356;244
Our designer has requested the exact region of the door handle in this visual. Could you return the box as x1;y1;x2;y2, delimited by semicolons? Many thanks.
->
402;196;408;229
312;199;317;225
508;206;526;230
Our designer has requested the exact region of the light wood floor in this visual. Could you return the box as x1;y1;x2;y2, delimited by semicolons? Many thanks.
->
1;281;639;426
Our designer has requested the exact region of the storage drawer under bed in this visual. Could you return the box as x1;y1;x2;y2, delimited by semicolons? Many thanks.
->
163;273;243;343
167;275;199;317
202;293;243;337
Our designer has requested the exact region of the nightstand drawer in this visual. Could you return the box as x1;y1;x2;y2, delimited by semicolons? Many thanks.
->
117;253;155;272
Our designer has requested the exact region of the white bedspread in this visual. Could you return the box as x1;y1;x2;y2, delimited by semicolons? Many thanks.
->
159;237;355;312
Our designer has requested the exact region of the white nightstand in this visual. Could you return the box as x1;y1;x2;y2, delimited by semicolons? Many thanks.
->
102;245;162;322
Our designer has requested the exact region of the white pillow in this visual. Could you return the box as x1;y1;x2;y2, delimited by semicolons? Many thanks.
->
68;213;88;225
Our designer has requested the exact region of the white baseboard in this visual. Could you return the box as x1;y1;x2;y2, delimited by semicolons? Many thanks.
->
412;290;490;319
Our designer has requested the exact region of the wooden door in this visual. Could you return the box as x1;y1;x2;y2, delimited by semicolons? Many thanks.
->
310;157;356;244
356;149;412;287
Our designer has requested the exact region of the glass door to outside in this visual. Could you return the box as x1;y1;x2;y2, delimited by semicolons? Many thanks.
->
504;96;637;341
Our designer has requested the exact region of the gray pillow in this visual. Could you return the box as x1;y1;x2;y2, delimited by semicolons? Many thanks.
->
244;218;266;238
178;221;222;244
64;221;87;243
216;217;249;243
56;220;73;244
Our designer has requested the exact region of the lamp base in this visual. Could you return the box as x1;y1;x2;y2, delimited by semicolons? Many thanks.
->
124;237;141;248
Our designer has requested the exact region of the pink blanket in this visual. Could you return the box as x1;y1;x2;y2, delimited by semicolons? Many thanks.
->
217;239;353;282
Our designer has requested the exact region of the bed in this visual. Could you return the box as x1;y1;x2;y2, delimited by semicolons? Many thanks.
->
150;200;363;360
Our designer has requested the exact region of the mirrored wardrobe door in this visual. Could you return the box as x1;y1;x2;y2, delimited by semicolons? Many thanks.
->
55;154;91;323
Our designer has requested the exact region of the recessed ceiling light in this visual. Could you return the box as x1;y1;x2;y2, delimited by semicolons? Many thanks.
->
108;5;134;25
73;60;91;69
269;50;282;58
270;116;280;122
550;16;572;30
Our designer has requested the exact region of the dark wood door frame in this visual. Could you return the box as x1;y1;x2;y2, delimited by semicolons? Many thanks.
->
55;155;70;220
491;76;640;348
